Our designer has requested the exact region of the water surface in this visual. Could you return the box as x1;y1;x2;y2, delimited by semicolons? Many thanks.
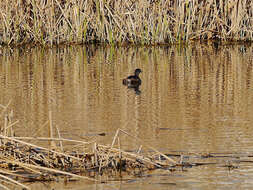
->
0;43;253;189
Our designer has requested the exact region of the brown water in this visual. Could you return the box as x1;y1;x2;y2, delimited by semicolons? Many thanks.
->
0;43;253;189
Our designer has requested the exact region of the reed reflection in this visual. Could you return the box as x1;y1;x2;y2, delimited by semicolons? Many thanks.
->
0;44;253;153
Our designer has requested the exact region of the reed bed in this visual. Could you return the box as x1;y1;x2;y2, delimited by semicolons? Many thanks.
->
0;0;252;46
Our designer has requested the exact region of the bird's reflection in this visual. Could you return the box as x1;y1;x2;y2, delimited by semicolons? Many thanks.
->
128;84;141;95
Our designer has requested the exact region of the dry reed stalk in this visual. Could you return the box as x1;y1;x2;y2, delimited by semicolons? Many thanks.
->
98;144;162;168
0;135;82;161
0;100;11;118
94;142;98;166
5;120;19;132
33;120;49;137
0;157;97;182
117;129;177;165
111;128;119;148
13;161;43;176
49;111;57;149
56;125;64;152
137;145;142;154
0;182;9;190
0;169;30;179
0;104;5;109
12;137;93;145
0;172;30;190
108;128;164;168
4;114;8;136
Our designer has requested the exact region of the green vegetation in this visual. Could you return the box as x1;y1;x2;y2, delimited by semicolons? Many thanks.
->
0;0;252;46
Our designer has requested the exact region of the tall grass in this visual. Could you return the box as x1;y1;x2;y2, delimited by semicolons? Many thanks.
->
0;0;252;46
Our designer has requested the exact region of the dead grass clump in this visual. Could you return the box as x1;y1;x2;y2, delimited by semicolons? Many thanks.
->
0;0;252;46
0;102;177;189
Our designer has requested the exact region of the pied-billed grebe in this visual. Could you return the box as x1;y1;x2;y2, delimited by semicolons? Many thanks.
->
122;68;142;87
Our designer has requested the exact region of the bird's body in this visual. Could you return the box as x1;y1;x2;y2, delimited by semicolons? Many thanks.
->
122;68;142;87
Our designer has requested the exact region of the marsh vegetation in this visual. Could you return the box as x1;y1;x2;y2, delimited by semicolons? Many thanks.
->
0;0;252;46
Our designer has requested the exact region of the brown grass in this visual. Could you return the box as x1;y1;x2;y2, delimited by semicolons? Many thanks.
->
0;0;252;46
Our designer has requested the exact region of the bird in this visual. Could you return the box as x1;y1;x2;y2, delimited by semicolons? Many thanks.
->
122;68;142;87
